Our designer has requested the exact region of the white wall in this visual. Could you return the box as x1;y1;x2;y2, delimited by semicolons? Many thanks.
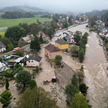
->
0;48;6;52
26;60;40;67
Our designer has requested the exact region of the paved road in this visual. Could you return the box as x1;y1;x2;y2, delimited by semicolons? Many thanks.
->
0;44;30;58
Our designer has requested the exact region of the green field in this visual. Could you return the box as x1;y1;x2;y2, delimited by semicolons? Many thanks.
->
0;14;52;27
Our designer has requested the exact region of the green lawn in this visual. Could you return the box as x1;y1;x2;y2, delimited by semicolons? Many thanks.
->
0;15;52;27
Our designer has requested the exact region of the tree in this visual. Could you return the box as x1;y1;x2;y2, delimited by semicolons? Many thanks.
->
29;23;40;36
62;21;68;28
79;83;88;96
65;83;79;97
70;45;79;54
30;36;41;51
5;79;9;90
40;34;43;43
69;93;88;108
68;17;72;25
76;70;84;83
5;26;26;45
15;70;31;92
47;27;54;40
81;17;84;21
16;87;60;108
15;50;24;56
54;55;62;65
74;31;82;43
43;27;48;35
35;66;40;73
0;90;12;107
30;79;37;90
71;74;78;89
88;17;96;27
76;15;79;20
19;23;29;35
78;48;85;62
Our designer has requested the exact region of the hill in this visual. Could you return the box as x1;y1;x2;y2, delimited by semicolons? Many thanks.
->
0;6;45;13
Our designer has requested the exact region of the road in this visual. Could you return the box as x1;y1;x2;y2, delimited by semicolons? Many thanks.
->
52;24;108;108
0;44;30;57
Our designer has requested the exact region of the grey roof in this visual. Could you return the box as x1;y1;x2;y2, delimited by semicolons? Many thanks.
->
55;38;68;45
25;55;42;62
0;42;6;48
63;36;70;41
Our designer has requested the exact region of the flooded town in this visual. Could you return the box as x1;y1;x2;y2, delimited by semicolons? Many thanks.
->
0;0;108;108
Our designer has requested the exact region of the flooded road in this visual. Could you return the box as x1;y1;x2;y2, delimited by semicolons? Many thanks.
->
52;24;108;108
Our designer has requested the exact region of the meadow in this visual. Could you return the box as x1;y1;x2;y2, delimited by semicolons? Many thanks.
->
0;13;52;36
0;14;52;27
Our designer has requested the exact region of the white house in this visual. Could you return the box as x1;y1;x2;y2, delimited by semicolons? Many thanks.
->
25;55;42;67
0;42;6;52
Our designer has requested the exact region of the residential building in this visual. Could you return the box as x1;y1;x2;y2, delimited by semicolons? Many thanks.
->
55;38;69;50
63;36;74;44
24;55;42;67
44;44;61;59
0;42;6;52
19;34;34;44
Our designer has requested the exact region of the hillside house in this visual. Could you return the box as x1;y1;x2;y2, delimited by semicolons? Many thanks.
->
44;44;61;59
55;38;69;50
0;42;6;52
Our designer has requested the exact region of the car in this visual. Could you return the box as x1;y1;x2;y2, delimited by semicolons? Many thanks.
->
13;47;20;52
1;61;8;66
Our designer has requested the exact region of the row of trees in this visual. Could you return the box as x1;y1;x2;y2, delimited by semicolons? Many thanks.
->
71;31;89;62
1;11;34;19
65;73;91;108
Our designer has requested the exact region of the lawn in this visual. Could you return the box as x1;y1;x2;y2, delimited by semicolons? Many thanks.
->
0;14;52;27
0;29;7;37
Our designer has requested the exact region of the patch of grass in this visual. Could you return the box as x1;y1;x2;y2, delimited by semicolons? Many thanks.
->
0;15;52;27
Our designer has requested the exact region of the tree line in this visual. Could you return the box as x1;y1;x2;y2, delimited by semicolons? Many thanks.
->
1;11;34;19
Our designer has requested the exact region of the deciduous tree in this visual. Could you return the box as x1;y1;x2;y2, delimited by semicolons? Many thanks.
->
16;87;60;108
15;70;31;92
0;90;12;107
78;48;85;62
54;55;62;65
30;79;37;90
69;93;88;108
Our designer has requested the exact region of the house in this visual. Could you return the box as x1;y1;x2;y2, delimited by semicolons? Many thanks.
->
55;38;69;50
15;55;42;67
74;20;80;24
0;42;6;52
0;62;6;73
63;36;74;44
19;34;34;44
38;31;48;41
24;55;42;67
44;44;61;59
45;23;51;28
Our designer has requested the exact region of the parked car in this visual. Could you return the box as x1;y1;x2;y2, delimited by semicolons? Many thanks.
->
1;61;8;66
13;47;20;52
